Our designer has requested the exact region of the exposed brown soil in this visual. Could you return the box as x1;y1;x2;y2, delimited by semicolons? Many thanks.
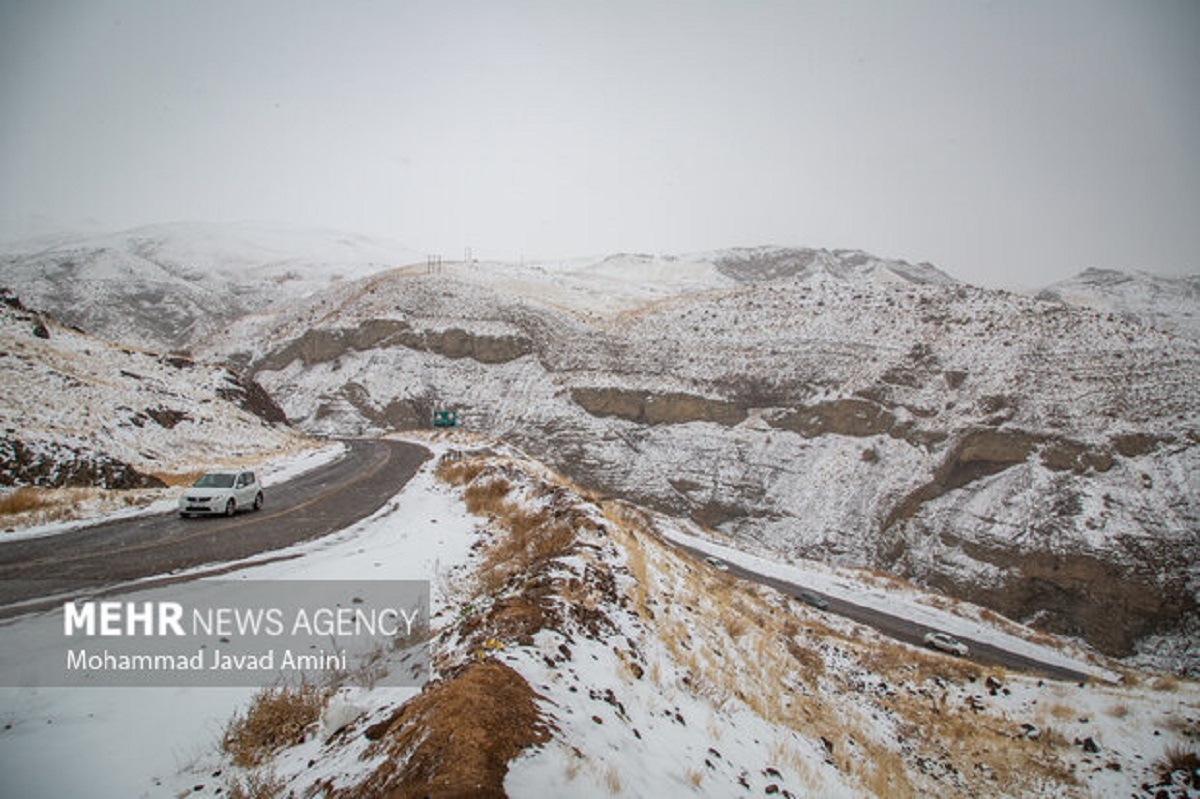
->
927;540;1196;656
571;386;747;427
216;370;288;424
0;436;165;489
883;427;1118;531
254;318;532;373
340;660;552;799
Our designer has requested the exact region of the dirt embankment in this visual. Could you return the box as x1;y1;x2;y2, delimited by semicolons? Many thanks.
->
0;437;164;490
571;386;746;426
335;660;551;799
255;318;532;372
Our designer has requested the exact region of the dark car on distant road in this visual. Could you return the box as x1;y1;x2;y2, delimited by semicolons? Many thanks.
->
923;631;969;656
796;591;829;610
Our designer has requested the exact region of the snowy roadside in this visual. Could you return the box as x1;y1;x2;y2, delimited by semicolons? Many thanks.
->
656;518;1122;684
0;440;347;544
0;438;479;799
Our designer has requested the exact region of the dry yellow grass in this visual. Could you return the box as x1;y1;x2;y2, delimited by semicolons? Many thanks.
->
476;503;576;596
151;470;206;488
437;455;577;595
462;476;511;515
223;768;285;799
1151;674;1180;692
597;495;1085;797
221;683;327;768
1047;702;1075;721
602;763;622;793
860;747;916;799
0;486;54;516
434;455;487;486
1106;702;1130;719
435;451;1086;797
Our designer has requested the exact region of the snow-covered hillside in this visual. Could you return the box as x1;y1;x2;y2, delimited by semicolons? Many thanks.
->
9;441;1193;798
1038;267;1200;341
4;225;1197;676
0;290;303;521
230;253;1199;673
0;222;422;351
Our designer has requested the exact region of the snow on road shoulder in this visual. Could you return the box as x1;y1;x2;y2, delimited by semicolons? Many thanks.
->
0;439;347;543
219;439;476;595
657;517;1121;683
0;437;479;799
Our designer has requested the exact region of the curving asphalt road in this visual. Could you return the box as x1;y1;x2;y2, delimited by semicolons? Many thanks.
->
0;438;429;613
0;437;1093;682
671;541;1094;684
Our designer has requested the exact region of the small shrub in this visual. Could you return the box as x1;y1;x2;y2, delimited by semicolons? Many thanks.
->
1047;702;1074;721
1155;744;1200;787
1119;669;1142;688
224;768;285;799
463;477;511;515
222;682;326;767
1105;702;1129;719
603;763;622;793
435;456;486;486
1039;726;1069;750
0;487;53;516
1151;674;1180;692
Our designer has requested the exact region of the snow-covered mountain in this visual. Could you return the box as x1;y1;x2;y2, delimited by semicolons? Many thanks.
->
4;225;1197;675
5;224;1199;798
0;289;301;499
1037;267;1200;341
233;254;1198;671
0;222;422;351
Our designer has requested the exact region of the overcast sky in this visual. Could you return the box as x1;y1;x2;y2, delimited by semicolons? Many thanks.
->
1;1;1197;287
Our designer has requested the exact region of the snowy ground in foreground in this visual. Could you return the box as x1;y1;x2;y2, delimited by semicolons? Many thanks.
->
0;439;478;799
1;438;1195;798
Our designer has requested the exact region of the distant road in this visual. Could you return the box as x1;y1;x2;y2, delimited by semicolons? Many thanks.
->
671;541;1093;684
0;439;429;613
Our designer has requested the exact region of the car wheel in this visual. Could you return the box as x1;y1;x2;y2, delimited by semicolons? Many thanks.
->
179;512;189;519
253;492;263;511
225;498;236;516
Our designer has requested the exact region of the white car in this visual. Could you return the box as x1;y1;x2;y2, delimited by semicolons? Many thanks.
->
705;556;729;571
923;631;969;657
178;470;263;518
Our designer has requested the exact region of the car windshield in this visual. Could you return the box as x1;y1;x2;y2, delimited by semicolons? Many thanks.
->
192;473;235;488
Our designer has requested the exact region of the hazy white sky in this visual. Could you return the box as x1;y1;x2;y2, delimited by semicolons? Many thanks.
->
1;0;1197;286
